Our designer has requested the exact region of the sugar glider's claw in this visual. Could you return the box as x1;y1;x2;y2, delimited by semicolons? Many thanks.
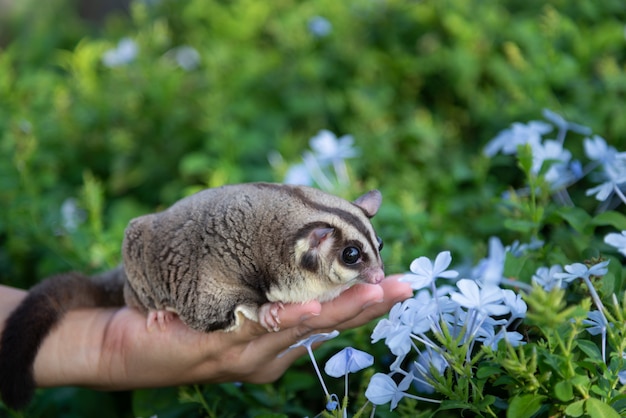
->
146;309;177;332
258;302;285;332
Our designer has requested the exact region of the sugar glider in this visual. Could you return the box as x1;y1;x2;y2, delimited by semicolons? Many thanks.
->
0;182;384;410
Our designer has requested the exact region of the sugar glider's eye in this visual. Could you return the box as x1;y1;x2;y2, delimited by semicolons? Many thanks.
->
341;246;361;265
377;236;383;251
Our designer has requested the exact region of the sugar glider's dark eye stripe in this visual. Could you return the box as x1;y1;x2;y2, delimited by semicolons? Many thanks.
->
288;187;378;255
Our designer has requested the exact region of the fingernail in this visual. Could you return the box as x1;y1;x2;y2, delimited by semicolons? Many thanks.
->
362;298;384;309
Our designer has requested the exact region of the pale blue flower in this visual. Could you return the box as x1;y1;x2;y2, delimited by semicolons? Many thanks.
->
60;197;85;232
585;150;626;203
587;181;616;202
555;260;610;319
280;330;339;400
532;265;565;290
605;231;626;257
482;328;525;350
165;45;200;71
584;135;622;163
542;109;592;136
324;347;374;378
308;16;332;37
502;289;527;322
531;139;572;176
325;394;339;411
371;303;413;356
484;121;552;157
309;130;358;164
554;261;610;283
283;163;313;186
583;310;609;363
413;348;448;394
472;237;506;286
282;330;339;356
583;310;608;336
102;38;138;67
450;279;509;317
400;291;438;334
506;238;544;257
401;251;459;290
365;373;411;410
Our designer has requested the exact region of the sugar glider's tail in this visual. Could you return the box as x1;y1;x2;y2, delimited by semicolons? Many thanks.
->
0;267;126;410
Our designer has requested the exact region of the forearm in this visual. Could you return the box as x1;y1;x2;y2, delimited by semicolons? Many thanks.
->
1;278;413;393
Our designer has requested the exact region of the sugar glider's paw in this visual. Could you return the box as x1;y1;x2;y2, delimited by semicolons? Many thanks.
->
258;302;285;332
146;309;178;332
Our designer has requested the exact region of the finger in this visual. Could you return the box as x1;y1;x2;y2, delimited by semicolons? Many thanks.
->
300;276;411;331
230;300;322;342
333;277;413;330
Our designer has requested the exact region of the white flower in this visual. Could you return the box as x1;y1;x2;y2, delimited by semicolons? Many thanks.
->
365;373;412;410
309;130;358;164
324;347;373;378
584;135;619;162
450;279;510;317
472;237;505;286
283;163;313;186
483;121;552;157
554;261;610;283
542;109;591;136
605;231;626;257
102;38;138;67
401;251;458;290
60;197;85;232
165;45;200;71
532;265;565;291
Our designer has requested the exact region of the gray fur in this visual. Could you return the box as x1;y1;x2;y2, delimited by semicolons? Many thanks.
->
122;183;384;332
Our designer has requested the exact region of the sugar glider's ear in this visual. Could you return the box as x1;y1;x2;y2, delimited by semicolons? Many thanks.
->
353;190;382;218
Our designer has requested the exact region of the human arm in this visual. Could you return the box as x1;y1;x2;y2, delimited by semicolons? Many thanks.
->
0;277;412;390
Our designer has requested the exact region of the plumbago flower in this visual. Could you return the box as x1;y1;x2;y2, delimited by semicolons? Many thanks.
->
401;250;458;291
366;247;530;410
280;330;339;409
102;38;138;67
584;135;626;205
605;231;626;256
270;130;359;192
532;265;565;291
484;109;626;207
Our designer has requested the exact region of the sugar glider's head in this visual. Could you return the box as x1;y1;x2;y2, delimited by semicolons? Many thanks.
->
268;188;385;304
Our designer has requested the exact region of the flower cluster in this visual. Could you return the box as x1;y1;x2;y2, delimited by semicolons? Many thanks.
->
484;108;626;210
270;130;359;193
365;244;530;409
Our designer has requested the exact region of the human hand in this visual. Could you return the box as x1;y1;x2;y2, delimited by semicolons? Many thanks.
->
31;275;412;390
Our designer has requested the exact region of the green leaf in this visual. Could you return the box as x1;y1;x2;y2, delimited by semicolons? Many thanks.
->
476;365;503;379
590;211;626;230
576;340;603;362
555;380;574;402
507;394;546;418
565;399;585;417
517;143;534;175
504;219;538;233
557;206;592;234
585;398;621;418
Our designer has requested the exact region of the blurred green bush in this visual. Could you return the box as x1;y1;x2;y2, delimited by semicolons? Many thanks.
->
1;0;625;416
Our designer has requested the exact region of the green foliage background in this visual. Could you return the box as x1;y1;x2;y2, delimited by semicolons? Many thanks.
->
1;0;625;416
